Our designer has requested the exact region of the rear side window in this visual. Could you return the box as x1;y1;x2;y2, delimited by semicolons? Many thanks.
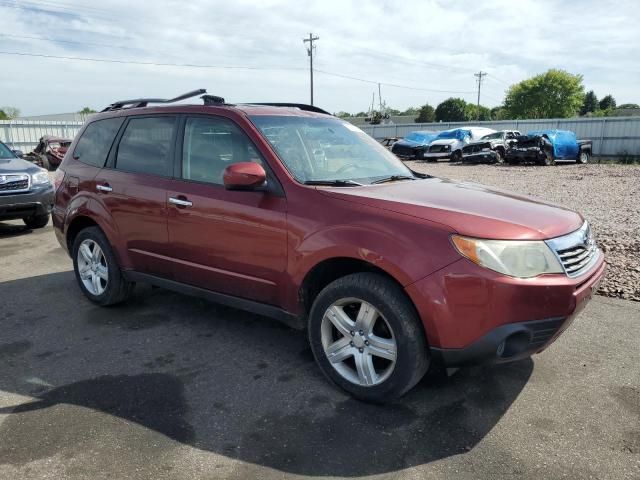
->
115;116;176;177
73;117;124;167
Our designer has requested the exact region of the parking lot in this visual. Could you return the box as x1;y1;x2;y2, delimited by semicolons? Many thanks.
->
1;164;639;480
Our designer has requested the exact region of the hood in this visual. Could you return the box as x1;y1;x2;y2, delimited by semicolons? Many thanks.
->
430;138;458;146
0;156;42;174
319;177;583;240
394;139;422;148
466;139;499;147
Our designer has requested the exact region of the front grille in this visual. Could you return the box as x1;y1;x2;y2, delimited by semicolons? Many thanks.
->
0;174;31;194
546;222;600;278
428;144;450;153
392;145;415;157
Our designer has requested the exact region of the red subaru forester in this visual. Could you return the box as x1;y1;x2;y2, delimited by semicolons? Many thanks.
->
52;90;605;402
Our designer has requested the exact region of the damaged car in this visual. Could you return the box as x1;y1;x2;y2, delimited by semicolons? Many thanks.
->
390;131;437;159
505;130;592;166
21;135;72;170
424;127;495;162
462;130;521;164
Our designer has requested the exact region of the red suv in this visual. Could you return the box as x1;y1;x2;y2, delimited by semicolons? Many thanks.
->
52;90;606;402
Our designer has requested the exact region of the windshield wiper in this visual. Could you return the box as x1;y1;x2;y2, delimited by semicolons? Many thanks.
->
303;179;363;187
371;175;416;185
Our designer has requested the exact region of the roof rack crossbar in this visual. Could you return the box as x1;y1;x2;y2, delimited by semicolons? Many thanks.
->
242;103;331;115
102;89;207;112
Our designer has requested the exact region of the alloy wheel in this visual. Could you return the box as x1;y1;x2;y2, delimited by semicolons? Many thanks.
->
320;298;397;387
77;239;108;296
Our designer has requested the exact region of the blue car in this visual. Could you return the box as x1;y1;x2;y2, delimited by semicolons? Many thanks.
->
391;131;438;159
506;130;593;166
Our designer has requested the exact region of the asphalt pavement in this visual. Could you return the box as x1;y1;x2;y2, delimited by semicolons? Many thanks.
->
1;220;639;479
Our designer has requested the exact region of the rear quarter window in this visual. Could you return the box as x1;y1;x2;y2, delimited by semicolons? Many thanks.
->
73;117;124;167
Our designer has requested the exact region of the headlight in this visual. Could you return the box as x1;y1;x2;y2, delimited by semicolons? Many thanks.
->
32;170;50;185
451;235;564;278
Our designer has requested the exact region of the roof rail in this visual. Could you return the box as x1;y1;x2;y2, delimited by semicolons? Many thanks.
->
101;88;207;112
242;103;331;115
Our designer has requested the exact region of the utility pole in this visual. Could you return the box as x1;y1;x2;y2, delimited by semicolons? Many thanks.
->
474;71;487;121
303;33;319;105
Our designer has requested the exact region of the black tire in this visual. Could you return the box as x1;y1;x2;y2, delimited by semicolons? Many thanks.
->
71;226;134;306
578;150;590;164
540;151;555;166
450;150;462;162
23;213;49;229
494;149;505;164
308;272;430;403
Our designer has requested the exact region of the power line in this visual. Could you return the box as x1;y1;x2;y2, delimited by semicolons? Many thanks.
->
314;69;475;94
0;50;306;71
303;33;319;105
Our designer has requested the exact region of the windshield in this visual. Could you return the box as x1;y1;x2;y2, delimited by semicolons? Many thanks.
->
481;132;504;140
250;115;414;184
436;129;470;141
404;132;436;144
0;142;16;159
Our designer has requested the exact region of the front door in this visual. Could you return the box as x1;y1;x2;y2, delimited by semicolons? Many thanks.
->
166;115;287;305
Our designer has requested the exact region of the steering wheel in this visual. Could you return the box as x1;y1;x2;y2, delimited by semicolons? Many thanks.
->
335;163;359;175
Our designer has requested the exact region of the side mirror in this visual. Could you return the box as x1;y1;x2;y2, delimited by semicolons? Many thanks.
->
223;162;267;191
12;149;23;157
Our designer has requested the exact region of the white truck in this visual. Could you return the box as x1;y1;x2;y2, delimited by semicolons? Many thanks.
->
423;127;496;162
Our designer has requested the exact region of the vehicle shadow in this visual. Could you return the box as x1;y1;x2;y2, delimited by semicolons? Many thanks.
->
0;271;533;477
0;221;33;238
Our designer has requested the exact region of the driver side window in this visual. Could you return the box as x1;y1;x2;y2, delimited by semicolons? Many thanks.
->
182;116;263;185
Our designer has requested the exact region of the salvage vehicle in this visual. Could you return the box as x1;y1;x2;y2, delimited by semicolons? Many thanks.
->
53;90;606;402
390;131;437;159
22;135;72;170
462;130;521;164
505;130;592;166
424;127;495;162
379;137;399;150
0;140;54;228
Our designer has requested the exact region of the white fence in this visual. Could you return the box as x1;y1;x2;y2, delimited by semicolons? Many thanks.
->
359;116;640;157
2;116;640;157
0;120;84;152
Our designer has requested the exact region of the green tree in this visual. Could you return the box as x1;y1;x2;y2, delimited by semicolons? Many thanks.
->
386;108;401;116
0;106;20;119
78;107;97;114
435;97;467;122
415;104;435;123
618;103;639;109
335;111;352;118
599;94;616;111
464;103;492;121
503;69;585;119
490;106;509;120
580;90;598;115
400;107;419;116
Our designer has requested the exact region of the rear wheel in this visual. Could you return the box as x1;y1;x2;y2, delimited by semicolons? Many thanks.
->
23;213;49;229
72;226;134;306
308;273;429;403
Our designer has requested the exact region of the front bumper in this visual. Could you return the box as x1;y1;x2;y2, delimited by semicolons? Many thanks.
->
506;149;545;162
423;152;451;160
462;151;498;163
406;253;606;367
0;185;54;220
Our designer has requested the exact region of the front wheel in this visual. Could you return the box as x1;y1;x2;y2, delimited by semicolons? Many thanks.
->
494;149;505;164
72;226;134;306
23;213;49;229
450;150;462;162
578;151;590;164
308;273;429;403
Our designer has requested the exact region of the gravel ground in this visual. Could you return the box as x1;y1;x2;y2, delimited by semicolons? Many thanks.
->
405;162;640;302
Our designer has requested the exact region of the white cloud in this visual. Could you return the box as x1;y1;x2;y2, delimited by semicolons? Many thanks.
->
1;0;638;115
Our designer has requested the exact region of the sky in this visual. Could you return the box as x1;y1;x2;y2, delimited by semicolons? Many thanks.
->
1;0;639;116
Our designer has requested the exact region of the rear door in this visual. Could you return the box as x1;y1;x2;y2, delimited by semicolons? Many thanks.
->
94;115;177;276
165;114;287;305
